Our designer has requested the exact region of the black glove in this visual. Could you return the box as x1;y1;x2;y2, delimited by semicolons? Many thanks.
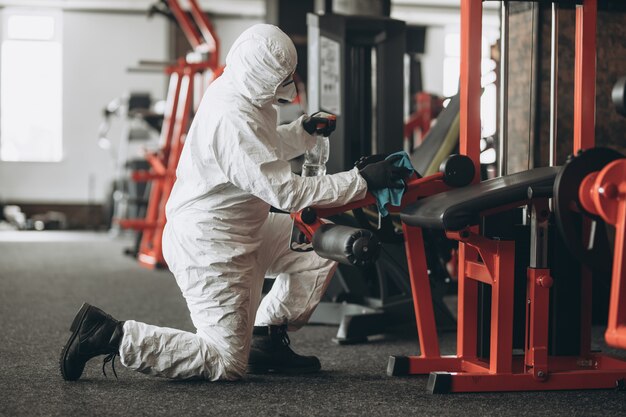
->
359;155;412;191
303;111;336;136
354;153;389;170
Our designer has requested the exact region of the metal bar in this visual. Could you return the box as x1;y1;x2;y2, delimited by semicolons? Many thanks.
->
573;0;597;152
445;367;626;393
606;188;626;349
167;0;203;50
402;224;442;358
460;359;491;373
126;67;169;74
549;3;559;166
405;356;464;374
525;268;551;379
188;0;220;68
498;1;509;176
460;0;482;183
138;60;177;67
159;70;182;156
572;0;598;357
489;240;515;374
528;3;540;169
465;261;494;284
529;200;549;268
457;242;479;358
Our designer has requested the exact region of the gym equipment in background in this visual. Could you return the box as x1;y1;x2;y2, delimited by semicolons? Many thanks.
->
404;92;444;154
304;10;461;343
117;0;222;269
303;110;463;342
307;12;405;174
98;93;162;235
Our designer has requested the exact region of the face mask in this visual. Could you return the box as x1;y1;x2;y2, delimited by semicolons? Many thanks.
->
275;79;297;103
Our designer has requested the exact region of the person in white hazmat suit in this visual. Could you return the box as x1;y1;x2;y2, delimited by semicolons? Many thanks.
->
60;24;410;381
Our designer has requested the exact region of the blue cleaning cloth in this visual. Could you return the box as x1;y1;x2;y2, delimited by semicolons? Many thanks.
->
370;151;415;217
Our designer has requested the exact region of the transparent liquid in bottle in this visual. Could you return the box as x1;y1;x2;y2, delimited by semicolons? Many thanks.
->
302;135;329;177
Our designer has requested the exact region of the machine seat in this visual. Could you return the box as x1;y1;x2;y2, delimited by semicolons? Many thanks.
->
400;167;560;230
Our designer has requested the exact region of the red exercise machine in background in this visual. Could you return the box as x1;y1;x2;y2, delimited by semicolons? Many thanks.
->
118;0;222;269
403;92;444;152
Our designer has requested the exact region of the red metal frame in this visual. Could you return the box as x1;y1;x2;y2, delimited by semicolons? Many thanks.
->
166;0;221;78
459;0;482;185
573;0;598;357
116;0;221;268
118;60;210;268
390;0;626;393
578;159;626;350
573;0;597;152
403;92;444;151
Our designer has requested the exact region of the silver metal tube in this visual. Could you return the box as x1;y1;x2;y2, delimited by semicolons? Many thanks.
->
530;203;549;269
549;3;559;167
498;1;509;177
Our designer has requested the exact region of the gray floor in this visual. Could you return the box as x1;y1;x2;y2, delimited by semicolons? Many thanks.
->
1;232;626;417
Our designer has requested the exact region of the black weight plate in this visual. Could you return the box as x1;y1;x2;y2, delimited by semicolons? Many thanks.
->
553;147;624;272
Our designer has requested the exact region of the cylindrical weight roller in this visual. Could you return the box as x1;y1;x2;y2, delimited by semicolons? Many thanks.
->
312;224;381;266
439;154;475;187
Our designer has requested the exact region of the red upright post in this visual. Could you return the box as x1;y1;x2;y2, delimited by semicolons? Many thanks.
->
402;224;441;358
573;0;597;357
456;243;478;359
457;0;482;363
459;0;482;184
573;0;597;152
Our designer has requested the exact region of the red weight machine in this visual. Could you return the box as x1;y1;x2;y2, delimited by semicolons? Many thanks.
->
293;0;626;393
118;0;222;269
385;0;626;393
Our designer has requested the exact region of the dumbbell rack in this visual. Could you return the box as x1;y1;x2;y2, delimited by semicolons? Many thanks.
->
117;0;221;268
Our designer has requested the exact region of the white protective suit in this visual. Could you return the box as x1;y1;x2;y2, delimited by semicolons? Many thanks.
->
118;24;368;380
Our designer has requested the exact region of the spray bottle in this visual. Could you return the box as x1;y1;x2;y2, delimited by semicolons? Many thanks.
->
302;113;336;177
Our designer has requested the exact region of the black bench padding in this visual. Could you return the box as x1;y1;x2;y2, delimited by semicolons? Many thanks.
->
400;167;560;230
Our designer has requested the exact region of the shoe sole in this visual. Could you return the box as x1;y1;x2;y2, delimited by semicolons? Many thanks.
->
59;303;92;381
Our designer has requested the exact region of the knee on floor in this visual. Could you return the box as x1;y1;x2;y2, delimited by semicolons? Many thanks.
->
215;350;247;381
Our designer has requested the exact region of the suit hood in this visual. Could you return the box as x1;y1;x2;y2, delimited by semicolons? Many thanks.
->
223;24;297;106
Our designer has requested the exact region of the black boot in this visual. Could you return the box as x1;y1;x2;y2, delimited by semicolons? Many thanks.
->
59;303;124;381
247;325;321;374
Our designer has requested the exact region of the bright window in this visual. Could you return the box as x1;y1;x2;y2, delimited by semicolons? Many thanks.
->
442;32;497;138
1;10;63;162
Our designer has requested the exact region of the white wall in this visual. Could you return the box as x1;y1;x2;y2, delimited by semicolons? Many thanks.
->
420;25;446;96
0;2;498;204
211;15;263;65
0;10;168;204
